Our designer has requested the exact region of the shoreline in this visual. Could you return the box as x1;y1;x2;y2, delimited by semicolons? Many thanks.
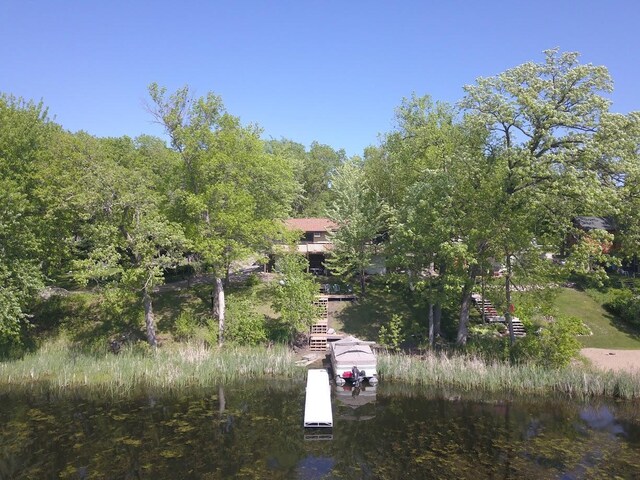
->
580;348;640;374
1;341;640;400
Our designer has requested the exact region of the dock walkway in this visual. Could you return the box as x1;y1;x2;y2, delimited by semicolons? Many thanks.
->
303;369;333;428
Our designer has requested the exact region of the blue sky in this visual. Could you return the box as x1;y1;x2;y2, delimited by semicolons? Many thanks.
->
1;0;639;156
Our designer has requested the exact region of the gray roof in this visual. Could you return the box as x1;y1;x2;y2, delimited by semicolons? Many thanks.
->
573;216;616;232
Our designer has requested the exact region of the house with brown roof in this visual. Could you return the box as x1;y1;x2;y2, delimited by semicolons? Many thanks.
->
283;218;337;274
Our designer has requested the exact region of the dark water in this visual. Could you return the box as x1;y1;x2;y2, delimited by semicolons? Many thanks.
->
1;381;640;479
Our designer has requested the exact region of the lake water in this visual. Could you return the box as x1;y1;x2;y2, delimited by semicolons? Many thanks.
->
1;381;639;479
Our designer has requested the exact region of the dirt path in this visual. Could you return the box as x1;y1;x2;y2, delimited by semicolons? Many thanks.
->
581;348;640;374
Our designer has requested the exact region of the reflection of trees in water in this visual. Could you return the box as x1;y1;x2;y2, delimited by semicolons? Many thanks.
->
1;385;639;478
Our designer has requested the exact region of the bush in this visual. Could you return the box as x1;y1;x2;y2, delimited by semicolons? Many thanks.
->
173;307;199;341
379;314;405;350
560;315;592;336
224;296;267;346
467;335;510;362
512;316;582;368
245;273;261;287
604;290;640;326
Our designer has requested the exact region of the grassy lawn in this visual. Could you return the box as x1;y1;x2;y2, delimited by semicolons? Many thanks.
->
330;279;429;341
554;287;640;349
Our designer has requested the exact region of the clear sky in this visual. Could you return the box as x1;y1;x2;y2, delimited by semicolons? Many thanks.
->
1;0;639;157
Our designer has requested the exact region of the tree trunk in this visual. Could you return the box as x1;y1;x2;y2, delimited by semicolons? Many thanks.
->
433;304;441;338
214;276;225;346
456;287;472;347
481;263;486;323
456;265;478;347
143;290;157;348
360;268;366;297
505;253;515;346
434;261;445;338
428;302;435;348
224;265;230;288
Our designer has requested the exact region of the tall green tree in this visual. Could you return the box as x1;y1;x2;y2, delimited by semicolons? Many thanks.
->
460;48;618;345
373;95;491;346
271;250;319;343
0;95;59;350
71;135;186;347
325;158;385;296
267;139;346;217
147;84;296;345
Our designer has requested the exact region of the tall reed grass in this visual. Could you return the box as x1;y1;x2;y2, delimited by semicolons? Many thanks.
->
3;338;639;400
0;337;304;397
378;351;640;400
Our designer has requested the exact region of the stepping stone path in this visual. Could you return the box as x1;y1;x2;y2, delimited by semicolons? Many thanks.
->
471;293;526;337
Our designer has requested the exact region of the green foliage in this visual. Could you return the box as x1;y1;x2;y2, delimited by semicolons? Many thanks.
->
271;252;319;341
565;229;618;287
378;314;405;350
224;295;267;346
173;308;199;341
147;84;296;275
325;158;386;294
0;95;54;348
245;273;261;287
467;328;510;362
604;290;640;327
512;316;583;368
266;139;346;217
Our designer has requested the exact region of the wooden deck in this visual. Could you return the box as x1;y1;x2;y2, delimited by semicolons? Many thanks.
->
309;333;344;351
324;294;357;301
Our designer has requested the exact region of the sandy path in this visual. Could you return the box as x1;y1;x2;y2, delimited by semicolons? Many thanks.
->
581;348;640;374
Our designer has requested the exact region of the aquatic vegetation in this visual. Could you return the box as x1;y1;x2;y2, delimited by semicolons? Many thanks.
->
2;337;639;400
378;351;640;399
0;338;303;396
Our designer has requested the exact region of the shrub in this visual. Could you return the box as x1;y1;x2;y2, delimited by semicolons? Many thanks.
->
173;307;199;341
245;273;261;287
604;290;640;327
224;297;267;346
271;252;318;342
560;314;592;336
466;336;510;362
512;316;582;368
467;324;510;361
379;314;405;350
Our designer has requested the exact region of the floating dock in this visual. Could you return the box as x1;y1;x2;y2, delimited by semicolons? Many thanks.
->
303;369;333;428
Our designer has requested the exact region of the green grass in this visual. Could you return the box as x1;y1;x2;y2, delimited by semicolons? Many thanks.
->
4;335;640;400
554;287;640;349
331;278;428;341
0;337;303;397
379;351;640;399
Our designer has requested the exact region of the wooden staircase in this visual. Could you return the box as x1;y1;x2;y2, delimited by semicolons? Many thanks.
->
471;293;526;337
309;296;329;351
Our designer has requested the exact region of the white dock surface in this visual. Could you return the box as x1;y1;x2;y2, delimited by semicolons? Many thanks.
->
303;369;333;428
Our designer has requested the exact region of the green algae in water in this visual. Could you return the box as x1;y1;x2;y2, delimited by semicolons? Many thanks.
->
1;381;639;479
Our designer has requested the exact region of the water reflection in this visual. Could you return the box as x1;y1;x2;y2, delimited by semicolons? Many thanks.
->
579;405;625;436
0;383;639;479
334;383;376;422
296;456;335;480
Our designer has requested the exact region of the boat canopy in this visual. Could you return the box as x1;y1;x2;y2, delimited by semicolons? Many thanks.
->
332;336;375;364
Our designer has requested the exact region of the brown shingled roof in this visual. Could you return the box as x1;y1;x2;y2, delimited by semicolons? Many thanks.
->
284;218;337;232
